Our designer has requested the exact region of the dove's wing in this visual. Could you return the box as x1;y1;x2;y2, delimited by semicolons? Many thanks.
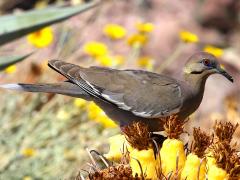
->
48;60;183;118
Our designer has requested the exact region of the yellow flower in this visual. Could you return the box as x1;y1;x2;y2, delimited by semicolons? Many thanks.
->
21;148;37;157
127;33;148;47
160;138;186;176
103;24;126;40
181;153;207;180
27;27;54;48
207;164;228;180
136;22;154;33
130;148;159;179
206;154;229;180
96;55;124;67
87;102;117;128
74;99;88;108
83;41;108;57
4;65;17;74
105;134;160;179
179;31;199;43
203;45;223;57
104;134;132;162
137;56;155;71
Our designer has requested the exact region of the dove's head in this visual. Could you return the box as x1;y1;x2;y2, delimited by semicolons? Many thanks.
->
183;52;233;83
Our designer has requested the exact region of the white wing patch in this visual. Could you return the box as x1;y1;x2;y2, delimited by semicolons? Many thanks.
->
132;110;154;117
101;93;131;111
0;84;24;91
84;79;101;95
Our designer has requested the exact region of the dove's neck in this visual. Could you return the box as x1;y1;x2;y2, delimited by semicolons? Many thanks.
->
183;73;209;97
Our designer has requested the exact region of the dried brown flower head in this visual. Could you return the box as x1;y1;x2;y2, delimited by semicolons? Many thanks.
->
214;121;239;143
191;127;212;158
210;121;240;178
210;141;240;178
121;122;152;150
87;164;140;180
163;115;186;139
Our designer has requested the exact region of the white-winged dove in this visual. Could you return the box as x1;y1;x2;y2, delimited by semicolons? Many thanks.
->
0;52;233;131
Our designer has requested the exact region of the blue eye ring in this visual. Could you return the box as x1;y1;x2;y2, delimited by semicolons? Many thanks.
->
202;59;211;67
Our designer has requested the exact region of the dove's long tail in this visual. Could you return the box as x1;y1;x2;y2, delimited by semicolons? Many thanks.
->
0;81;90;99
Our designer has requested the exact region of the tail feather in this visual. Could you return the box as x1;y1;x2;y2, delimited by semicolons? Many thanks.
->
0;81;90;99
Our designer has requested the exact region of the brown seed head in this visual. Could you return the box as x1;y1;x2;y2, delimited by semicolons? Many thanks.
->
163;116;186;139
87;164;141;180
121;122;152;150
210;121;240;178
191;127;212;158
214;121;239;143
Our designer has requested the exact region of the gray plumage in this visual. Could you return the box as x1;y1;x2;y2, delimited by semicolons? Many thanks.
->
0;52;233;131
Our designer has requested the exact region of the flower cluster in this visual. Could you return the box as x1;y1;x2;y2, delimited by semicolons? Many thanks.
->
127;22;154;47
87;102;117;128
83;41;124;68
94;119;240;179
82;22;155;70
179;30;224;58
73;99;117;128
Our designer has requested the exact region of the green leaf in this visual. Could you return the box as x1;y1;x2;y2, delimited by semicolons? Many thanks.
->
0;1;98;46
0;53;32;71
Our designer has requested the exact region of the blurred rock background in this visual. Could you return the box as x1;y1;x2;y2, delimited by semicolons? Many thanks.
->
0;0;239;179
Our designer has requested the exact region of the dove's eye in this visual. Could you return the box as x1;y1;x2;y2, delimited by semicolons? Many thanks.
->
202;59;211;67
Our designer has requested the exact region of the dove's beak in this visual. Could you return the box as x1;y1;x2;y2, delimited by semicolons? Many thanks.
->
216;65;234;83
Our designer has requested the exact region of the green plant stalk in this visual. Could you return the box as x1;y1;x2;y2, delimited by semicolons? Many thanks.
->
0;1;99;46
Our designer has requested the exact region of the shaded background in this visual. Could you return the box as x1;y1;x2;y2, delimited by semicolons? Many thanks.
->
0;0;239;179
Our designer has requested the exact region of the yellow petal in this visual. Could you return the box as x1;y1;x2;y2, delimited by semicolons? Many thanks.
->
137;56;154;71
127;33;148;47
96;55;124;67
87;102;117;128
179;31;199;43
136;22;154;33
74;99;88;108
160;138;186;176
206;153;228;180
21;148;37;157
104;134;131;162
207;164;228;180
103;24;126;40
203;45;224;58
181;153;206;180
130;148;159;179
4;65;17;74
98;115;118;128
83;41;108;57
27;27;54;48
